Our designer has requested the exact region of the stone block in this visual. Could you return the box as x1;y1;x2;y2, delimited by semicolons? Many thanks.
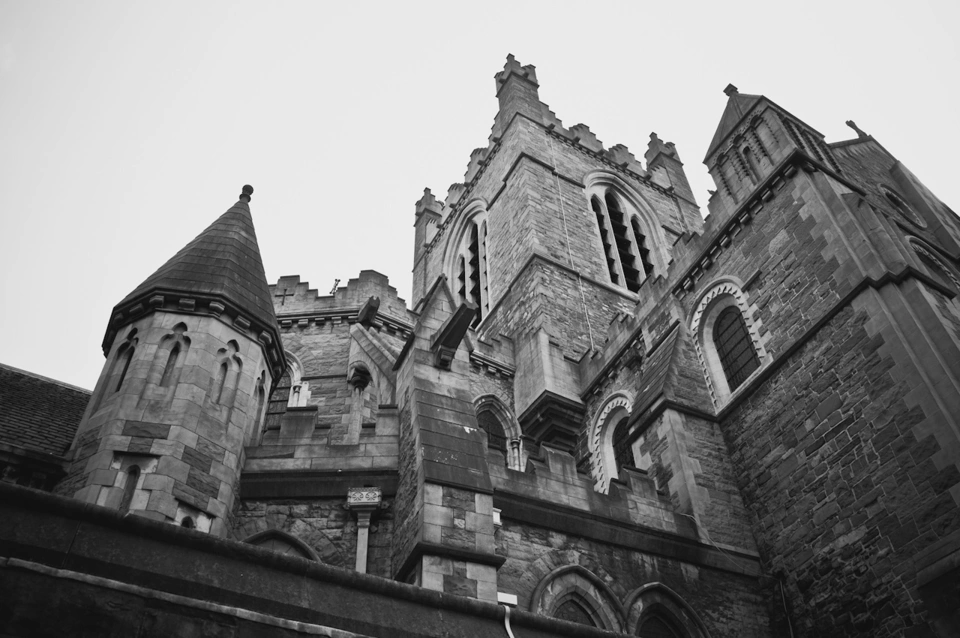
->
146;489;178;519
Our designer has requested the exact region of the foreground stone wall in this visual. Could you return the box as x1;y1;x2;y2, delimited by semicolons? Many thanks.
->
723;302;960;636
0;483;630;638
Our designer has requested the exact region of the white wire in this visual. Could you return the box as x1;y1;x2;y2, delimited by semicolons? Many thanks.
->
546;135;596;351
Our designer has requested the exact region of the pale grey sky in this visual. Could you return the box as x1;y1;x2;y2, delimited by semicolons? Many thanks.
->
1;0;958;390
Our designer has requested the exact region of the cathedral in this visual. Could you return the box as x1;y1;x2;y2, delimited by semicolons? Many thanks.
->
2;55;960;637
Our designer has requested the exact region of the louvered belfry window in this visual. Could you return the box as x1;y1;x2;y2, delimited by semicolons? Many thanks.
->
713;306;760;390
592;197;619;285
468;224;482;326
605;193;641;293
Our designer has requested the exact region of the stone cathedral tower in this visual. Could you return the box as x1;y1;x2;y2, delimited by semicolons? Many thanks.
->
59;186;285;536
3;57;960;638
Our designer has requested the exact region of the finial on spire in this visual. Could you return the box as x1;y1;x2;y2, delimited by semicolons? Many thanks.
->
240;184;253;203
845;120;869;139
724;84;739;97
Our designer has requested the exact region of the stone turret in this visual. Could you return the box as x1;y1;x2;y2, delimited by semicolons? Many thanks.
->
61;186;284;536
492;54;542;137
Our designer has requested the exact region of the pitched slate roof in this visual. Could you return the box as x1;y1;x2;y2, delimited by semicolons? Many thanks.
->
0;363;89;457
704;87;764;162
116;188;278;333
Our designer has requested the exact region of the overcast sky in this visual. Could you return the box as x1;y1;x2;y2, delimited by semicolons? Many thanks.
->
1;0;957;390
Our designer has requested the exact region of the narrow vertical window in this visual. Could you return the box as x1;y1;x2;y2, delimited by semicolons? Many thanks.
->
611;416;633;475
630;217;655;278
159;343;180;388
253;377;266;435
593;197;619;285
213;362;228;404
606;193;640;292
468;223;482;326
119;465;140;513
477;409;507;465
713;307;760;390
742;145;761;182
457;256;467;304
479;221;489;314
115;344;135;392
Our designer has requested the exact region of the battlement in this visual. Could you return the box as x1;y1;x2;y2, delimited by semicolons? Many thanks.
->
494;53;539;95
269;271;412;327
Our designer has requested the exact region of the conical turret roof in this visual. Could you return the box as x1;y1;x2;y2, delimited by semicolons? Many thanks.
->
703;85;763;162
116;186;277;329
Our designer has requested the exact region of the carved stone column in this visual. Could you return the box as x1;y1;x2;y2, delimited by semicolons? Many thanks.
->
346;486;382;573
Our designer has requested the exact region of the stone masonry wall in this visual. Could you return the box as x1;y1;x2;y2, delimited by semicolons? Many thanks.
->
722;301;960;636
495;519;770;637
232;497;395;578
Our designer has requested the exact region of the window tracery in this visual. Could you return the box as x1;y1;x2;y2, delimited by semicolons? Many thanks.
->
448;206;491;327
587;180;665;294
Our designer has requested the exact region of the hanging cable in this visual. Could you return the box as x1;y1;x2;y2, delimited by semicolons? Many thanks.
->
546;135;596;351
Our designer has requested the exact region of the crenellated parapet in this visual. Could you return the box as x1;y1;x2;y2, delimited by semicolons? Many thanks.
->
269;271;414;340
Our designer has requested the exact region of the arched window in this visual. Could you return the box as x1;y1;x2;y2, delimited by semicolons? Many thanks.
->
591;395;633;493
474;395;522;470
611;416;634;475
554;597;597;627
593;196;619;285
210;341;242;409
626;583;708;638
212;361;228;404
180;516;195;529
631;217;655;278
691;282;768;405
531;565;623;632
911;239;960;294
115;342;135;392
741;145;761;183
91;329;139;413
119;465;140;514
450;212;491;326
588;184;664;294
605;193;641;292
159;343;180;388
713;306;760;391
477;409;508;464
882;186;924;227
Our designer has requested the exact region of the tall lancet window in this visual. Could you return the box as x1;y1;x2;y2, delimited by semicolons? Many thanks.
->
451;210;491;327
714;306;760;391
593;196;619;285
605;193;641;292
590;187;662;294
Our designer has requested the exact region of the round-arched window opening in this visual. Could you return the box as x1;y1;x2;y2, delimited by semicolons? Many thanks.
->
713;306;761;391
181;516;195;529
882;186;925;228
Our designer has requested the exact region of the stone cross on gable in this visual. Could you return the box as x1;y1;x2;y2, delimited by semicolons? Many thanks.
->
274;288;294;306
